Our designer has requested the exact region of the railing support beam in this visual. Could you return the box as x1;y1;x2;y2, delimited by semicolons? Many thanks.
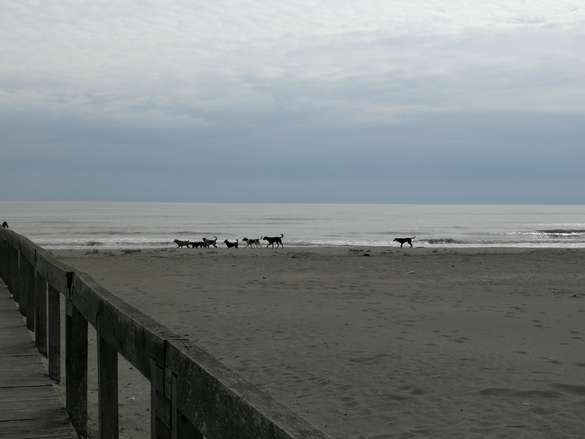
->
35;272;48;356
66;302;88;437
98;323;119;439
48;284;61;381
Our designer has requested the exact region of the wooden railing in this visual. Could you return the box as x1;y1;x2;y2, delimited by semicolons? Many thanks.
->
0;229;330;439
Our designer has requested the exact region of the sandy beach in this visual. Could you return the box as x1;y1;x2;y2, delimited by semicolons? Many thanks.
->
57;247;585;439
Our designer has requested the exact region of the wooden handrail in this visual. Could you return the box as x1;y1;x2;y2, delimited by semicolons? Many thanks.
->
0;229;330;439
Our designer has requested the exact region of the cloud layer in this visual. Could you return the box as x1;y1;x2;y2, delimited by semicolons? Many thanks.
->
2;1;584;119
1;1;584;202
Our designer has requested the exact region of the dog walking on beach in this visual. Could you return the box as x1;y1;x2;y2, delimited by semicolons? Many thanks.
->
263;233;284;248
243;237;261;248
202;236;218;248
174;239;190;248
224;239;238;248
394;236;415;248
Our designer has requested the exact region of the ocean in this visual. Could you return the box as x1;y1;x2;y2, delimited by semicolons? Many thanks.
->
1;201;585;249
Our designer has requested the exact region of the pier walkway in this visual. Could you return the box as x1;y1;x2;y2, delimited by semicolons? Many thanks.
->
0;280;76;439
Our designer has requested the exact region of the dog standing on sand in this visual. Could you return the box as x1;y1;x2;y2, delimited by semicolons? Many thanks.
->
224;239;238;248
174;239;190;248
242;237;261;248
393;236;415;248
263;233;284;248
202;236;218;248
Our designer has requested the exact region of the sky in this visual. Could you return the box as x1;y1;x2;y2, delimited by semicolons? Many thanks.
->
1;1;584;203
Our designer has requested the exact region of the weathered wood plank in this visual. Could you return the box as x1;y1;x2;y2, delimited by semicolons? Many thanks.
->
151;359;172;439
72;272;171;380
18;233;37;266
35;272;48;356
17;235;38;266
0;280;77;439
0;237;7;281
66;302;88;437
36;247;73;294
48;284;61;382
98;323;119;439
22;258;35;331
166;340;330;439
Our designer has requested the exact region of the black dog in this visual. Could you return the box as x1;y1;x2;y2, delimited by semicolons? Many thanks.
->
262;233;284;248
224;239;238;248
202;236;218;248
394;236;415;248
190;241;205;248
174;239;190;248
242;237;261;248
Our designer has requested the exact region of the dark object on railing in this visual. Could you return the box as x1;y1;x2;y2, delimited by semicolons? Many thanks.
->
0;228;330;439
1;221;8;228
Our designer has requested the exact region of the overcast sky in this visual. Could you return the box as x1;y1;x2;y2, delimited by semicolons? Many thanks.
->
1;1;584;203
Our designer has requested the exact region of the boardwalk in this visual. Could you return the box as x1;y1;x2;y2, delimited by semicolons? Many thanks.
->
0;281;76;439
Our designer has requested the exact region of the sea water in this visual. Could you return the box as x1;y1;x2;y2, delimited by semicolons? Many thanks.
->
1;201;585;249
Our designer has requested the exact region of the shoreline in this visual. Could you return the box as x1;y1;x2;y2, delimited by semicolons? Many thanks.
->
51;245;585;259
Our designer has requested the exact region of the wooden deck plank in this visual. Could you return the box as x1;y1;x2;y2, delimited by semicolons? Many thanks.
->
0;281;77;439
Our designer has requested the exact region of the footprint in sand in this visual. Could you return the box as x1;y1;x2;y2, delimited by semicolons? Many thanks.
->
397;384;426;396
453;336;470;343
349;353;389;366
549;383;585;396
479;388;562;398
341;396;359;408
541;356;562;365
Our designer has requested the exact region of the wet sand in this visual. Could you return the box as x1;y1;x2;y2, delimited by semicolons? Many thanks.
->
57;247;585;439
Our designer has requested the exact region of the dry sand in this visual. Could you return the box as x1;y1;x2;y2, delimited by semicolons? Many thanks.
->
57;247;585;439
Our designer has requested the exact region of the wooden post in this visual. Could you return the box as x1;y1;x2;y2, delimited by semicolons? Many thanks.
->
35;272;48;356
170;373;203;439
98;321;119;439
7;246;14;298
48;284;61;381
15;248;21;302
151;360;172;439
16;250;26;316
0;238;5;280
24;260;35;331
150;362;203;439
66;302;88;437
14;248;21;303
2;243;11;291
